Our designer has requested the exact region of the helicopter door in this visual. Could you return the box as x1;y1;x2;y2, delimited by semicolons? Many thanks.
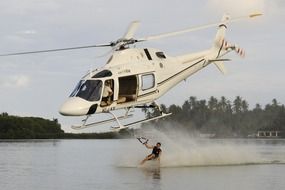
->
117;75;138;104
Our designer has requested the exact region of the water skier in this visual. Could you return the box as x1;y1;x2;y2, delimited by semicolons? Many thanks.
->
140;142;162;165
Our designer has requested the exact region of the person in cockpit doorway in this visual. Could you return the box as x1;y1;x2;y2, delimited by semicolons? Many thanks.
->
102;80;113;106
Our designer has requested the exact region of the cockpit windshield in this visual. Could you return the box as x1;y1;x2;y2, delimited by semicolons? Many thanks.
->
70;80;102;101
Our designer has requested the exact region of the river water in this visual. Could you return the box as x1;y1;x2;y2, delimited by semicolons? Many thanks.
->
0;136;285;190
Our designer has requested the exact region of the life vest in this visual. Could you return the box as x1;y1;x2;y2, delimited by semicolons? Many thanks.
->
152;146;161;157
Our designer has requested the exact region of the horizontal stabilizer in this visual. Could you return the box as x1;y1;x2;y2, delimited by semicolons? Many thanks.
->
209;58;231;62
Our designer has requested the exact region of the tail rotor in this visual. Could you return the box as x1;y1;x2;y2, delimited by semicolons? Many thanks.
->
221;39;246;58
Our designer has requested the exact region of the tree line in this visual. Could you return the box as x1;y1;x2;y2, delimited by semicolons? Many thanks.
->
1;96;284;139
143;96;285;138
0;112;64;139
0;112;132;139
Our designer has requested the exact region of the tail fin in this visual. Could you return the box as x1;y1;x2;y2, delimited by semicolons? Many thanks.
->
210;14;230;74
211;14;245;74
213;14;230;50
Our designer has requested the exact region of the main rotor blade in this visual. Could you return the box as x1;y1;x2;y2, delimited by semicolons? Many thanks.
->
0;44;111;57
138;13;262;41
123;20;140;39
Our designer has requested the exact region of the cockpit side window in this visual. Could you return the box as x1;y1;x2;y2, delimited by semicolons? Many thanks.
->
92;70;112;78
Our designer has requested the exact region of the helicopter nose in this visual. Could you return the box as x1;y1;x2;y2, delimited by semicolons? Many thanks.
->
59;97;91;116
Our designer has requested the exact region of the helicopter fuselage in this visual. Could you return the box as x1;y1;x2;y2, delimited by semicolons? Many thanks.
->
59;47;213;116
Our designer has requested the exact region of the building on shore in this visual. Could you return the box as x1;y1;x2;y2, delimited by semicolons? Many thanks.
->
256;130;283;138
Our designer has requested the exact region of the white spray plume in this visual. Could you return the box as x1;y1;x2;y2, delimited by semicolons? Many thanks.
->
116;125;284;168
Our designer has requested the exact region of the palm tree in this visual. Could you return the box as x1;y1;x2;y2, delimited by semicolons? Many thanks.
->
233;96;242;113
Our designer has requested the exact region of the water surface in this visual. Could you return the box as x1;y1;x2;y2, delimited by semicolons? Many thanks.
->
0;138;285;190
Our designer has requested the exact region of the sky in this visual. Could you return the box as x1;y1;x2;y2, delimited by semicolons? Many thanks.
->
0;0;284;132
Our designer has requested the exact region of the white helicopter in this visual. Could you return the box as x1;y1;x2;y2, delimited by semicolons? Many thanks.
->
1;13;261;131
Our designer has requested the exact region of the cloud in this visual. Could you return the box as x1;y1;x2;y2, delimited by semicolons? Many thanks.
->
17;30;38;35
206;0;285;18
0;75;30;88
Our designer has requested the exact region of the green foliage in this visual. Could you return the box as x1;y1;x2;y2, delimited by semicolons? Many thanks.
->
144;96;285;137
0;113;134;139
0;114;64;139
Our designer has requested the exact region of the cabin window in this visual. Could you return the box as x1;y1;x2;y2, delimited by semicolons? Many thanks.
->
156;52;166;59
141;74;155;90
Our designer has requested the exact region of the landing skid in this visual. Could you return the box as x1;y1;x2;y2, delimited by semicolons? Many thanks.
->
112;113;172;129
71;113;133;130
71;103;172;131
111;112;172;132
